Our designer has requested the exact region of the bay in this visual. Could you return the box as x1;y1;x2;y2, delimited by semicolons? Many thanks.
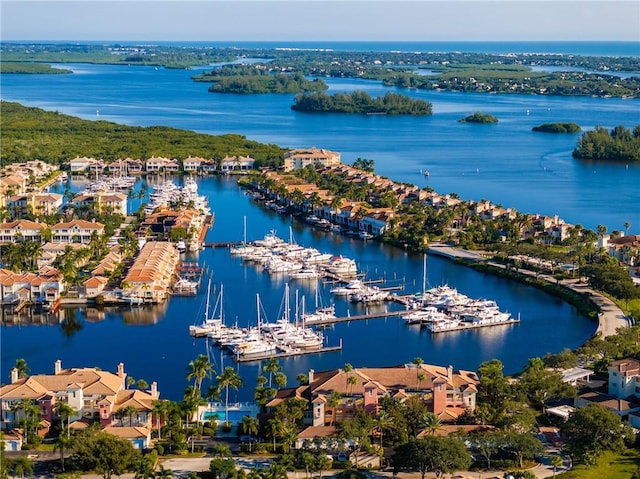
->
0;41;636;400
1;176;594;401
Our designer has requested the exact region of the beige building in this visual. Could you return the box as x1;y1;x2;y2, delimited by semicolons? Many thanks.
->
6;192;63;217
72;191;128;215
283;148;341;171
0;360;159;449
51;219;105;244
122;241;180;302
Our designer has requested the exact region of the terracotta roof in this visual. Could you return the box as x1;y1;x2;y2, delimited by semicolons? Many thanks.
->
297;425;337;439
103;426;150;439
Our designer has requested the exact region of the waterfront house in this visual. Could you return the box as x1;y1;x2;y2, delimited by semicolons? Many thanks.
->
267;363;479;428
0;219;45;244
0;266;65;303
107;159;127;174
0;429;23;451
145;157;178;173
51;219;105;244
220;155;255;173
283;148;341;171
183;156;207;172
83;276;109;298
68;157;101;173
121;241;180;302
360;209;394;235
0;361;160;443
201;160;218;174
72;191;128;216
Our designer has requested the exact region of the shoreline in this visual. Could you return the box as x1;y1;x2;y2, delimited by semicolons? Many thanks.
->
427;243;629;339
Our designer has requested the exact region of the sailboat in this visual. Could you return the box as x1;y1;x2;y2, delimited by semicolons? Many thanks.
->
232;293;277;356
302;277;336;325
189;280;226;337
230;215;255;255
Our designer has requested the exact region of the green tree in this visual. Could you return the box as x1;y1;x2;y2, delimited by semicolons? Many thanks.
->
561;403;631;464
263;358;281;389
13;358;30;379
217;366;243;426
476;359;512;425
393;437;472;479
72;431;138;479
502;432;544;469
186;354;215;398
10;456;34;479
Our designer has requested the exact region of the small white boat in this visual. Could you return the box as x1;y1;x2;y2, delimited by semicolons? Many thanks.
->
175;241;186;253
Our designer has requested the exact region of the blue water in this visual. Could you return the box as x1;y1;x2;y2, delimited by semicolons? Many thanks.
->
0;177;595;401
0;43;637;400
1;61;638;233
20;40;637;56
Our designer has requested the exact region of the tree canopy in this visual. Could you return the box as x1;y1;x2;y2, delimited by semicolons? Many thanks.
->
292;91;433;115
573;125;640;162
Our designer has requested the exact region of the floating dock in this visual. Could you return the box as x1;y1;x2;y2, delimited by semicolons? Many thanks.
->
428;317;520;333
233;343;343;363
304;310;405;326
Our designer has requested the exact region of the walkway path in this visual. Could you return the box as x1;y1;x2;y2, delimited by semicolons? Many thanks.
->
428;243;629;339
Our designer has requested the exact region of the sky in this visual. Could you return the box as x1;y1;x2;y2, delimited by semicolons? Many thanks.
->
1;0;639;42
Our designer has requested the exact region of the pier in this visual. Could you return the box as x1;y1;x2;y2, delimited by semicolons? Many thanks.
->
429;317;521;333
233;343;343;363
304;309;406;326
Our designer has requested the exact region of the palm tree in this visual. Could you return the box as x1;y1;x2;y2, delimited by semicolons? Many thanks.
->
240;415;259;452
374;410;394;451
418;412;442;436
54;402;76;439
152;400;169;440
412;357;424;389
155;464;175;478
327;391;342;426
11;456;34;479
186;354;215;398
267;417;283;453
53;433;73;472
274;371;287;390
263;358;281;389
296;373;309;386
550;455;563;477
13;358;30;379
120;404;138;427
217;366;243;426
624;221;631;236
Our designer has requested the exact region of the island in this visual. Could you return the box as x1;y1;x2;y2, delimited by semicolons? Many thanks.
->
458;112;498;123
573;125;640;162
4;43;639;97
0;61;72;74
193;65;329;94
291;91;433;115
533;122;582;133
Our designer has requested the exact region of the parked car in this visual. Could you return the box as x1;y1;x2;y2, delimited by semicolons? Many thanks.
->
239;435;258;443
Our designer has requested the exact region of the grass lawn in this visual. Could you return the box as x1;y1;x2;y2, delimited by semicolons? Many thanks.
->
556;449;640;479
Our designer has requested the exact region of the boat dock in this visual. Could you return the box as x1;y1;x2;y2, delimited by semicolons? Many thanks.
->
429;317;521;333
233;343;343;363
304;309;405;326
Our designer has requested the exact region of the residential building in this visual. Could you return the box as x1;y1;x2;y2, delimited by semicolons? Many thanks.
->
83;276;109;298
220;155;255;173
68;157;102;173
0;360;160;448
121;241;180;302
51;219;105;244
267;363;479;428
283;148;341;171
0;219;45;244
6;192;63;217
37;242;87;269
72;191;128;216
145;157;179;172
0;266;65;304
183;156;207;172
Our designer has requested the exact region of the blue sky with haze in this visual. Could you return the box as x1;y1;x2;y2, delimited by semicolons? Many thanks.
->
1;1;638;42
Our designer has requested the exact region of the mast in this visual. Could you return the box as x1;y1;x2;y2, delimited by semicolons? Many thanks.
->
422;253;427;295
243;215;247;245
205;277;212;321
219;283;224;323
256;293;261;333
